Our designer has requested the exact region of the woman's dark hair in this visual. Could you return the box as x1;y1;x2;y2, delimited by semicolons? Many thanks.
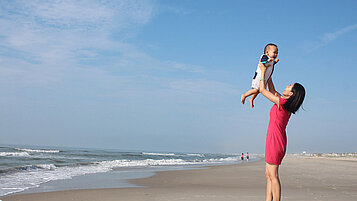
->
283;83;305;114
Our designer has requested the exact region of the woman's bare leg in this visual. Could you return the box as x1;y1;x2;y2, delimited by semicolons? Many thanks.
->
266;163;281;201
266;165;273;201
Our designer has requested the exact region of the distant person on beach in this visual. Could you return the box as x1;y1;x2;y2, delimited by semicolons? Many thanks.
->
246;152;249;162
258;61;305;201
241;43;279;108
241;153;244;161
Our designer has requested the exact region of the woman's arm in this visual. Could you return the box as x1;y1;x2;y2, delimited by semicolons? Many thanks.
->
267;78;282;97
259;63;280;105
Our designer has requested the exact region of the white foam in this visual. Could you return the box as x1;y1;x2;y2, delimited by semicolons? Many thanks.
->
0;158;204;196
207;156;240;162
142;152;175;156
0;152;30;157
15;148;60;153
35;164;57;170
186;153;205;157
99;159;203;168
0;157;240;196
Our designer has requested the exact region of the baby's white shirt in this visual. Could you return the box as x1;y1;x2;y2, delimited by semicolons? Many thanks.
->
251;54;275;90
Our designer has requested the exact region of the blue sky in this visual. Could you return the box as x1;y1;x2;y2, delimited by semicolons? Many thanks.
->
0;0;356;154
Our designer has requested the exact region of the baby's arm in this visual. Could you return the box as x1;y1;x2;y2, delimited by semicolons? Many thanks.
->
268;58;279;63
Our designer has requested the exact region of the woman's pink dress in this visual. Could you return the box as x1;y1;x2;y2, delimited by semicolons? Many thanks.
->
265;97;291;165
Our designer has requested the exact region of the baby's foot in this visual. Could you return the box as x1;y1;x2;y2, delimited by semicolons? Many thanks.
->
249;97;254;108
241;94;246;104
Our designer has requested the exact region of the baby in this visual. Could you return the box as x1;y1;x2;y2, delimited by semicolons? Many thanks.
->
241;43;279;108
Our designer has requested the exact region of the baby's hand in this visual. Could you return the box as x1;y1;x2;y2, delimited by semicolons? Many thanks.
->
275;58;279;63
268;58;274;63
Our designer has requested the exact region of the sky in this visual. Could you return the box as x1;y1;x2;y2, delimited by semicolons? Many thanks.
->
0;0;356;154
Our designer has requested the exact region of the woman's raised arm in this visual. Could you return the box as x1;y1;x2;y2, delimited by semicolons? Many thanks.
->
259;62;280;105
268;78;282;97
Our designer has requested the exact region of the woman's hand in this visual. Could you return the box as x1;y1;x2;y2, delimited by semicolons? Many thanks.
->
258;61;267;72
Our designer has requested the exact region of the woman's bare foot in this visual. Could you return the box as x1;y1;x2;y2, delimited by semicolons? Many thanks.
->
249;97;254;108
241;94;246;104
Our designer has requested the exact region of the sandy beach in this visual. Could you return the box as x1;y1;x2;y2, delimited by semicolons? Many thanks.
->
2;155;357;201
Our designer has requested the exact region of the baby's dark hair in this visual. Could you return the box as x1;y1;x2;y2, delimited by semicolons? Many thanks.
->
264;43;278;53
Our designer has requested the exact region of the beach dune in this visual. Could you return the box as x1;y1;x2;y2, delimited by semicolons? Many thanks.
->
2;155;357;201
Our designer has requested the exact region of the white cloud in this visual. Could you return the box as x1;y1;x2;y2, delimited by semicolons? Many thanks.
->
169;79;238;95
160;4;192;16
0;0;157;84
321;24;357;43
1;0;155;31
0;0;156;53
166;61;205;73
312;24;357;50
0;0;235;102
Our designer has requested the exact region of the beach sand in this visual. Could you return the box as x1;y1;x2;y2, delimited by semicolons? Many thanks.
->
2;155;357;201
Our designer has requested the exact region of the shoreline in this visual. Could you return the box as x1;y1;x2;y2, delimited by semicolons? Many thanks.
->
0;144;250;197
1;157;258;197
2;156;357;201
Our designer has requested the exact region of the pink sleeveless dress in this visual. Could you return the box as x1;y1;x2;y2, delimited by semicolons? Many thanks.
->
265;97;291;165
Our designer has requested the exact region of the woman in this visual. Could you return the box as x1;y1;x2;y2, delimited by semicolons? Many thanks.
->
258;62;305;201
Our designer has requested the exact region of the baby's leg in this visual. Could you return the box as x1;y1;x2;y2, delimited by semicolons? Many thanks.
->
241;89;259;104
249;92;259;108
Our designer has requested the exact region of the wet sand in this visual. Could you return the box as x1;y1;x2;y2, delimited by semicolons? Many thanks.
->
2;155;357;201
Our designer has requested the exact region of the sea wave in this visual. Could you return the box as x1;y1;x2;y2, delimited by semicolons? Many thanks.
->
99;158;202;168
0;152;30;157
0;156;238;196
207;156;240;162
186;153;205;157
14;148;60;153
1;164;56;174
141;152;176;156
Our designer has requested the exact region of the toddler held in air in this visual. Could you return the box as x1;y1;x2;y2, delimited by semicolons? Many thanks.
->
241;43;279;108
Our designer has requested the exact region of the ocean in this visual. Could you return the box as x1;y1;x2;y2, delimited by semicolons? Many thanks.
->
0;144;253;196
